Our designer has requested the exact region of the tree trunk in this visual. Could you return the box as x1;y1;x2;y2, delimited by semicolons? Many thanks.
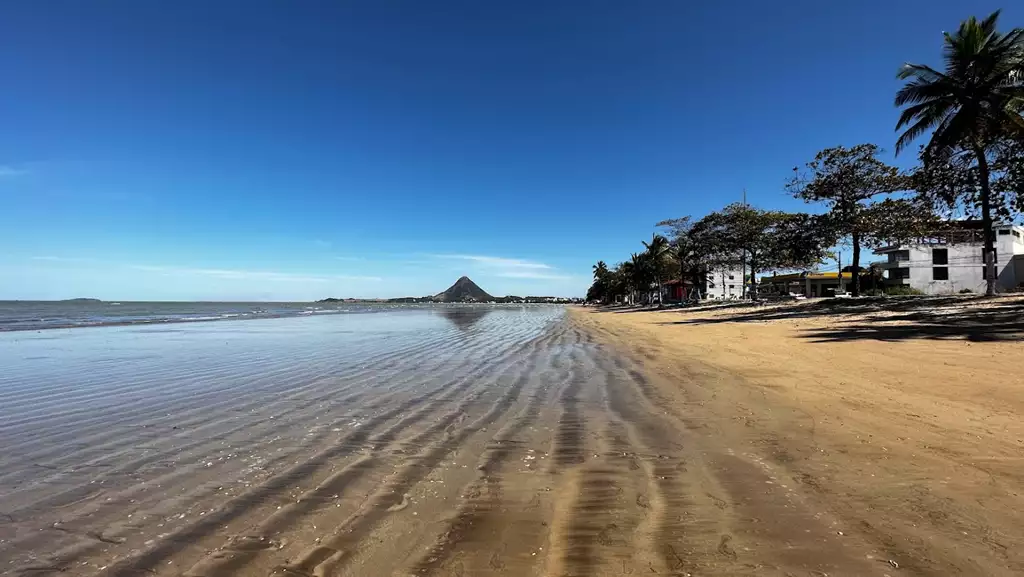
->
851;230;861;297
974;145;997;296
749;253;759;301
679;257;686;302
741;251;747;299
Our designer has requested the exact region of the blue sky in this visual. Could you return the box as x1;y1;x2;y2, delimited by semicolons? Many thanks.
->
0;1;1014;300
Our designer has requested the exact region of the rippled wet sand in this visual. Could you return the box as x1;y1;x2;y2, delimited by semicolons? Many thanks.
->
1;306;883;577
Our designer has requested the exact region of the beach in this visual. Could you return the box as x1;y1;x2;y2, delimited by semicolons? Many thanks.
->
572;297;1024;576
2;301;1021;576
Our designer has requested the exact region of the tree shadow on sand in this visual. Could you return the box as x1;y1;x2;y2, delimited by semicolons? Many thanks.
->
659;296;1024;343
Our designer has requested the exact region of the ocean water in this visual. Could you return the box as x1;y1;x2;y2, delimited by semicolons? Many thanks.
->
0;300;501;331
0;305;567;573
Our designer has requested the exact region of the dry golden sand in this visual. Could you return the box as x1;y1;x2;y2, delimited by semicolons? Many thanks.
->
571;295;1024;576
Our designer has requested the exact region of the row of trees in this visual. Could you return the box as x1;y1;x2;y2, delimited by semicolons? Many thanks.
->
588;204;837;303
589;10;1024;302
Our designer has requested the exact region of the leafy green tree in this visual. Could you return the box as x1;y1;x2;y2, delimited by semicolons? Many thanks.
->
658;217;704;299
642;234;672;304
895;10;1024;294
587;260;614;303
698;204;835;299
787;144;910;296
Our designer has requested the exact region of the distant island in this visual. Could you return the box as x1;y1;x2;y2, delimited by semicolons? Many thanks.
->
60;298;103;303
318;276;580;304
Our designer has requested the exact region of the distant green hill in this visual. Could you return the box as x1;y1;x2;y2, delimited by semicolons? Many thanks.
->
433;276;494;302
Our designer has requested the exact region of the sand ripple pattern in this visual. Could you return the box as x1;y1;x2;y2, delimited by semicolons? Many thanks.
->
1;307;880;577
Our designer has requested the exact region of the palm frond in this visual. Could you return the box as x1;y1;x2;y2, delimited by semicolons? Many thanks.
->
896;63;946;82
897;11;1024;156
896;104;957;154
894;76;959;107
980;10;1003;37
930;108;975;154
895;98;956;132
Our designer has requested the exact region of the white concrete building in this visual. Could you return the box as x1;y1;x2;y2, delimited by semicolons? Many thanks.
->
705;266;746;299
873;223;1024;294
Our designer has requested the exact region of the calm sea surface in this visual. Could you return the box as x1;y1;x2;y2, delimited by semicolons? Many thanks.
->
0;305;566;573
0;300;411;331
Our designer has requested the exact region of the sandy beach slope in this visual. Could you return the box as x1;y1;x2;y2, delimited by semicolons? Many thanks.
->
4;300;1021;576
571;296;1024;576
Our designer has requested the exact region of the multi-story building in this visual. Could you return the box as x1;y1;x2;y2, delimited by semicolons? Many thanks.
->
659;265;746;301
704;266;746;299
873;223;1024;294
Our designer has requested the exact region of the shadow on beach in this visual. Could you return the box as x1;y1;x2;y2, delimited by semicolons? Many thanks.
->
651;296;1024;343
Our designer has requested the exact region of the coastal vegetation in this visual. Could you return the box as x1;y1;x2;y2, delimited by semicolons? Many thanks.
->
590;10;1024;303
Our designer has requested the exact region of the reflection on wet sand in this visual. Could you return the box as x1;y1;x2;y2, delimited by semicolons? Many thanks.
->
435;306;494;330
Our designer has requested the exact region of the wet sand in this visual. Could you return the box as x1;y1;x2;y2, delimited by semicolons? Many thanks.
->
0;304;948;576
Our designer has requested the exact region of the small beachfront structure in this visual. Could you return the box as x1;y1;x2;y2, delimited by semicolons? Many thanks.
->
872;223;1024;295
759;271;871;298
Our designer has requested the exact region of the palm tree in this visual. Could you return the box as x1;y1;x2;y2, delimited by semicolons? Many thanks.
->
642;234;671;305
895;10;1024;295
592;260;609;280
628;252;649;305
619;258;635;305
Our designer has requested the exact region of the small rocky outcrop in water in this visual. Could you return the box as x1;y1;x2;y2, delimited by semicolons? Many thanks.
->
433;276;495;302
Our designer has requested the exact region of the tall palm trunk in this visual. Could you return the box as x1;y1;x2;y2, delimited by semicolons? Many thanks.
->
974;144;997;296
850;230;861;297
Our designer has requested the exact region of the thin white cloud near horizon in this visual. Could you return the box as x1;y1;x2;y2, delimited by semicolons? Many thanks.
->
425;253;557;268
426;253;577;282
18;252;584;300
496;270;575;280
428;254;553;270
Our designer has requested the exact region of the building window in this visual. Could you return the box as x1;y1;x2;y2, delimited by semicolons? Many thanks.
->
933;267;949;280
890;267;910;280
1014;230;1021;239
728;284;735;289
999;229;1011;235
889;250;911;263
728;275;734;280
932;248;948;265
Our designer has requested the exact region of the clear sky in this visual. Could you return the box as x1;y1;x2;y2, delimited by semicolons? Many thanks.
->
0;1;1014;301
